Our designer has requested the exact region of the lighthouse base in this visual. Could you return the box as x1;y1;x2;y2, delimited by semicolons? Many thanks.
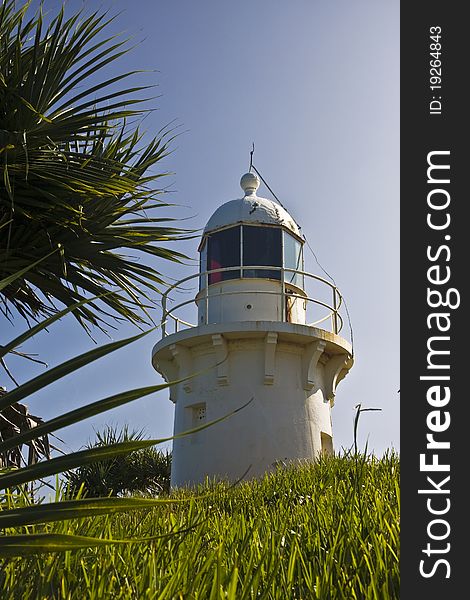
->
152;322;352;488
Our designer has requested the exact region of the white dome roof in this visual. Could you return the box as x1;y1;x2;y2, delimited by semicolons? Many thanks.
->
203;174;301;237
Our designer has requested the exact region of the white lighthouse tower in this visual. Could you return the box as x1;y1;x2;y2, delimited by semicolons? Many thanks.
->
152;172;353;487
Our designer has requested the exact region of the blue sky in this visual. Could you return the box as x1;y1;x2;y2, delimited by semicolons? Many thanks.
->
3;0;399;457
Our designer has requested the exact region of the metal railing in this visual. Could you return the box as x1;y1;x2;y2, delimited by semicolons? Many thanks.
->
160;265;344;337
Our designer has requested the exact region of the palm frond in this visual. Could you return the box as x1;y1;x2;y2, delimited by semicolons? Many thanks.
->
0;0;193;331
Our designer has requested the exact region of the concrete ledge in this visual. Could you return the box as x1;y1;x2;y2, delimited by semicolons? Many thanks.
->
152;320;352;369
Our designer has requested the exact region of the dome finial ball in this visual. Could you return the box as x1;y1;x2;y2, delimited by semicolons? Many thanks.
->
240;172;260;195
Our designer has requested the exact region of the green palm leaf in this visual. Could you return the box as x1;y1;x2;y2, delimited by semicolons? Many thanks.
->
0;292;114;359
0;523;203;557
0;384;169;454
0;327;156;412
0;497;193;529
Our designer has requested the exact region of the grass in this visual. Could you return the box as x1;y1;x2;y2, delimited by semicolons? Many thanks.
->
0;452;399;599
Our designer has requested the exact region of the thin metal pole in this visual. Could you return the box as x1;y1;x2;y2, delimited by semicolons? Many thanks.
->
332;288;338;334
281;233;285;322
240;225;243;279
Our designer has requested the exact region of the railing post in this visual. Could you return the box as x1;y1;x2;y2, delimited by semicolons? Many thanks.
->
332;288;338;334
281;267;285;322
205;272;209;325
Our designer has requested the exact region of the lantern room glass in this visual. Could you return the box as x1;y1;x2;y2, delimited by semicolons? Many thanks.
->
203;225;304;288
207;226;240;284
243;225;281;279
283;230;304;288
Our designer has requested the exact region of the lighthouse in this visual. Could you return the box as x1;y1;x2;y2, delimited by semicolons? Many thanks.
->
152;172;353;487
